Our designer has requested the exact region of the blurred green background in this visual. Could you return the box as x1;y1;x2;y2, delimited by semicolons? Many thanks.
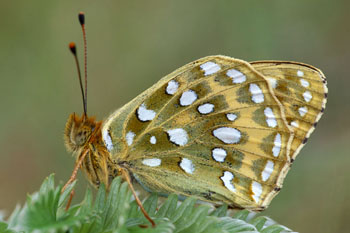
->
0;0;349;232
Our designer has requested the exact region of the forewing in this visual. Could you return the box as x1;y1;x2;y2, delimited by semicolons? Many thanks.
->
251;61;328;159
102;56;294;210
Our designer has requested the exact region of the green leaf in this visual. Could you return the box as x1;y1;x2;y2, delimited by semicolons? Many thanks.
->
3;174;294;233
0;222;16;233
142;194;158;216
155;194;178;219
219;217;257;232
249;216;268;231
209;204;228;217
261;224;292;233
233;209;250;220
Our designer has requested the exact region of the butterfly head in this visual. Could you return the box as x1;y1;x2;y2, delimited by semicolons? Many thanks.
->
64;113;101;153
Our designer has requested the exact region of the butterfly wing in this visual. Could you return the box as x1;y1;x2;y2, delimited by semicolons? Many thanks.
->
251;61;328;160
102;56;295;210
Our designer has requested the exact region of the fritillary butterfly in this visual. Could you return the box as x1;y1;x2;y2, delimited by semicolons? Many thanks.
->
62;13;328;226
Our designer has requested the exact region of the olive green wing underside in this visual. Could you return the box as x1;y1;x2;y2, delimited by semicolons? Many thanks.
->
102;56;297;210
251;61;328;159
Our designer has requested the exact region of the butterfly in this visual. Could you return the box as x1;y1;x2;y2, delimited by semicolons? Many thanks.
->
62;13;327;226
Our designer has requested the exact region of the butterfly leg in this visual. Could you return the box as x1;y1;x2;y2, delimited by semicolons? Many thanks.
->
120;168;156;227
61;148;89;210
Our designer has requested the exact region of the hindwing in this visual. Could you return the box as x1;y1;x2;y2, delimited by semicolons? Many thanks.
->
251;61;328;159
102;56;299;210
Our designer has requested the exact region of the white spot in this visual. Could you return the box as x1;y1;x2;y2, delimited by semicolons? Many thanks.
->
166;80;179;95
298;106;308;117
300;79;309;87
213;127;241;144
212;148;227;162
167;128;188;146
264;107;277;128
303;91;312;102
150;136;157;144
220;171;236;192
180;90;197;106
272;133;281;157
200;61;221;76
137;103;156;122
226;69;246;83
198;103;214;114
291;121;299;128
262;160;274;181
126;131;135;146
249;84;264;103
252;181;263;203
179;158;195;174
297;70;304;77
226;113;237;122
267;77;277;89
102;129;113;151
142;158;161;167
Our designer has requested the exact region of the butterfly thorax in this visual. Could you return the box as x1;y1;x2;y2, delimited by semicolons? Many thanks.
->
64;113;115;187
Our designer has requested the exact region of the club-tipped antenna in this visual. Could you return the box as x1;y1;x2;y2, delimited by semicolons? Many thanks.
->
69;42;87;116
78;12;88;114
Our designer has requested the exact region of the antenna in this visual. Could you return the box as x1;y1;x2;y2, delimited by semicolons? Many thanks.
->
78;12;88;114
69;42;87;115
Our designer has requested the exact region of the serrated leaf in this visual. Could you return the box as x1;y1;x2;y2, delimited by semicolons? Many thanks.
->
249;216;268;231
219;217;257;233
261;224;292;233
142;194;158;216
177;205;211;233
170;197;196;223
210;204;228;217
0;222;16;233
6;204;22;228
155;194;178;219
3;174;294;233
233;210;250;220
58;179;77;208
94;183;107;211
128;220;174;233
77;187;93;216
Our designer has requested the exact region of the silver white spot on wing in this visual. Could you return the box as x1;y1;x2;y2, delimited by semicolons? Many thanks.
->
150;136;157;144
249;84;264;103
252;181;263;203
226;69;246;83
272;133;281;157
267;77;277;89
102;129;113;151
142;158;161;167
291;121;299;128
297;70;304;77
221;171;236;192
167;128;188;146
213;127;241;144
197;103;214;114
137;103;156;122
166;80;179;95
300;79;309;87
298;106;308;117
264;107;277;128
126;131;135;146
303;91;312;102
200;61;221;76
179;158;195;174
180;90;197;106
262;160;274;181
212;148;227;162
226;113;237;122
